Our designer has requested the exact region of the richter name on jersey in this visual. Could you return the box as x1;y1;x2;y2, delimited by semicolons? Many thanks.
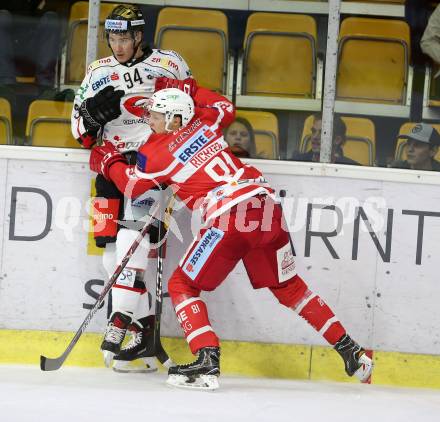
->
173;125;224;168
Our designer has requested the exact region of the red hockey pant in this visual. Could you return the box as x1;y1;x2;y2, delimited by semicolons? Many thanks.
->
168;197;346;354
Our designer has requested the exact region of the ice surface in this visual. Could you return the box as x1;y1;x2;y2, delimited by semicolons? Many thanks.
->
1;365;440;422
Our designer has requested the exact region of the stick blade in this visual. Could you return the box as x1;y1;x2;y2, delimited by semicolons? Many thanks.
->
40;355;62;371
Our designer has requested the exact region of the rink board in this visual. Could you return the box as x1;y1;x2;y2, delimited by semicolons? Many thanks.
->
2;329;440;389
1;147;440;388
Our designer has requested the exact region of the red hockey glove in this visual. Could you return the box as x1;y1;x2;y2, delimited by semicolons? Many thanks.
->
154;77;198;97
78;133;97;149
89;142;127;180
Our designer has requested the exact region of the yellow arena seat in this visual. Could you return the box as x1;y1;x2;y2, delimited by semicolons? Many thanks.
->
69;2;119;27
394;122;440;161
337;17;410;104
300;115;376;166
155;7;228;93
235;110;279;159
64;1;118;84
427;64;440;107
242;12;317;98
26;100;79;148
0;98;13;145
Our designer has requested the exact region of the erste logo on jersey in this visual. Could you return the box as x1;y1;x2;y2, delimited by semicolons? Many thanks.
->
92;72;119;91
173;125;216;164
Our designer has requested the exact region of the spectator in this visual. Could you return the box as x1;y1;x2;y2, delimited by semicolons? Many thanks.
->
390;123;440;171
421;4;440;69
0;1;63;92
406;0;431;66
223;117;257;158
292;113;360;165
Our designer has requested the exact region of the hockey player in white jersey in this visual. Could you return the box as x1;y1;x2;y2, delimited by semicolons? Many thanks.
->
71;3;194;371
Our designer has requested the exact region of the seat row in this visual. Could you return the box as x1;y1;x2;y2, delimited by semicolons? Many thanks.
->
61;3;411;109
1;97;438;166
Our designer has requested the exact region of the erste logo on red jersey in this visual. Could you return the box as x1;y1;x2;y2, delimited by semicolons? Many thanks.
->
173;125;216;164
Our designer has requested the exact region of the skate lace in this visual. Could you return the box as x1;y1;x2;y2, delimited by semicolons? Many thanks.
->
181;349;219;369
123;331;143;350
104;323;126;344
335;335;362;374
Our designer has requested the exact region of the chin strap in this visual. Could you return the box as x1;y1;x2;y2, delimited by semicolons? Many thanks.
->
123;38;142;66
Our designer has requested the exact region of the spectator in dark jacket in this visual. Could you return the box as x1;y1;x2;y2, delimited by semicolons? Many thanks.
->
292;113;360;165
0;0;67;88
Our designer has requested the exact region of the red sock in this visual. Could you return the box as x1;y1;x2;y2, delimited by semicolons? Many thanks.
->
294;293;346;345
174;297;219;354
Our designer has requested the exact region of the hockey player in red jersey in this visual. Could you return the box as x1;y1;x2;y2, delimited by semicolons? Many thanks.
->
89;83;374;390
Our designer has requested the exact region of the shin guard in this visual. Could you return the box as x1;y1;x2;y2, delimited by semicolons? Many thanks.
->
112;269;146;315
174;297;219;354
294;293;346;345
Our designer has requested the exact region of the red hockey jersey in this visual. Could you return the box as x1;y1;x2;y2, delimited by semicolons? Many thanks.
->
108;88;274;221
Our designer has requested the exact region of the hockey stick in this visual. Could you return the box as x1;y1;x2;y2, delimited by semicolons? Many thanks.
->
153;194;175;367
279;189;296;256
138;194;176;368
40;205;160;371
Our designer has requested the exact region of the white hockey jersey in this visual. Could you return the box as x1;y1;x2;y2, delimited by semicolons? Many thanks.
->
71;49;191;153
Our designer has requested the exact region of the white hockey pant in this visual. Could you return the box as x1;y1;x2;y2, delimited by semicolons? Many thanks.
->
102;228;153;320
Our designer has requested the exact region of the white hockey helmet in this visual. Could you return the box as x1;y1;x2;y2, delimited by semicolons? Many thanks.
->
149;88;195;132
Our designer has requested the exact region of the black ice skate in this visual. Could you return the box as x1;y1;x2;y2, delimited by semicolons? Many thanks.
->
166;347;220;390
112;317;158;373
100;311;132;367
334;334;373;383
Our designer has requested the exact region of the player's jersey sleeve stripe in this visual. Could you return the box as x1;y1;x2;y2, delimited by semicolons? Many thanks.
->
209;105;224;133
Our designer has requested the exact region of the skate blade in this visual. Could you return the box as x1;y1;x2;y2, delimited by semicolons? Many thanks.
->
112;357;158;374
166;374;219;391
354;354;374;383
102;351;115;368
